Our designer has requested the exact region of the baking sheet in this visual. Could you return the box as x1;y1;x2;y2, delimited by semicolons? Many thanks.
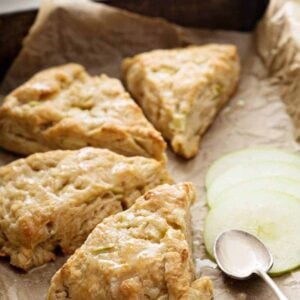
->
0;0;300;299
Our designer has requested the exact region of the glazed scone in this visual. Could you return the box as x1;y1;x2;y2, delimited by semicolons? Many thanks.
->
48;183;213;300
0;63;166;160
123;44;240;158
0;147;172;270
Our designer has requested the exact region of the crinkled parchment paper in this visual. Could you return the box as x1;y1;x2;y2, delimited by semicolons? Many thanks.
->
257;0;300;140
0;0;300;299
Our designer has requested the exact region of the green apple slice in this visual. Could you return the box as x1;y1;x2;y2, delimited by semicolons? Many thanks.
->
206;148;300;187
209;177;300;207
207;161;300;205
204;190;300;274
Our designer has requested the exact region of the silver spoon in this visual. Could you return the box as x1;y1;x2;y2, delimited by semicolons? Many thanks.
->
214;229;288;300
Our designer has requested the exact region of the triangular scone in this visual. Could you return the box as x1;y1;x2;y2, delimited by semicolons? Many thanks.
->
0;64;166;160
48;183;213;300
122;44;240;158
0;147;172;270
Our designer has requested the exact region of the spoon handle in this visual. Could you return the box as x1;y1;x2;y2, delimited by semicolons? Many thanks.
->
256;270;288;300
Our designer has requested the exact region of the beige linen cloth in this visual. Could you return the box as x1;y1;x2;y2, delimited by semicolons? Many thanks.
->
0;0;299;299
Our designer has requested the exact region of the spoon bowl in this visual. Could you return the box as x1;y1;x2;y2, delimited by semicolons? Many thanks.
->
214;229;273;279
214;229;288;300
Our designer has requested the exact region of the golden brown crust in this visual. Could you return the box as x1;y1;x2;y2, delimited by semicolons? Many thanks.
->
122;44;240;158
0;147;172;270
0;63;166;160
186;277;214;300
48;183;213;300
